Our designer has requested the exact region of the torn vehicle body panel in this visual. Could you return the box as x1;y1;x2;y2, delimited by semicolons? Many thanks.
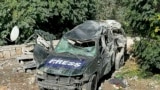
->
34;20;127;90
64;20;100;41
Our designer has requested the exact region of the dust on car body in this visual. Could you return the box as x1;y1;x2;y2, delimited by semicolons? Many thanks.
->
33;20;127;90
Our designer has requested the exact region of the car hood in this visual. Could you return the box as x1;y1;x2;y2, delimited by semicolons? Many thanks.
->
38;54;94;76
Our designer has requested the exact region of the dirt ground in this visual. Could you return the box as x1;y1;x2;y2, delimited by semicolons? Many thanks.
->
102;60;160;90
0;58;160;90
0;59;38;90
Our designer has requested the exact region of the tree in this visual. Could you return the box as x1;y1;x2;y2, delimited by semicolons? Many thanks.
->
0;0;96;45
123;0;160;73
124;0;160;37
95;0;130;33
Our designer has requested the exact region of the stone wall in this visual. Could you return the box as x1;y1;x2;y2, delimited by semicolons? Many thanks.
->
0;44;33;60
0;40;59;60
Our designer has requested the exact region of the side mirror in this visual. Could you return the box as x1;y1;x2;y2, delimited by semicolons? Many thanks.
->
10;26;19;42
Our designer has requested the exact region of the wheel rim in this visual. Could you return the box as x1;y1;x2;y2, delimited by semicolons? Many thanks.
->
82;75;97;90
115;47;125;70
90;75;97;90
119;54;124;67
120;47;125;67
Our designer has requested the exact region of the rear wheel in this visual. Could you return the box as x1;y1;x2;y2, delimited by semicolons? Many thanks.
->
39;88;52;90
82;74;97;90
115;47;125;70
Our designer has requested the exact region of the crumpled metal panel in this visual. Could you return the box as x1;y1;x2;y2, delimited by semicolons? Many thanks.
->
65;20;100;41
64;20;126;45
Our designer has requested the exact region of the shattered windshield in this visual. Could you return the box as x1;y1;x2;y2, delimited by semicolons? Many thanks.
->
54;37;96;57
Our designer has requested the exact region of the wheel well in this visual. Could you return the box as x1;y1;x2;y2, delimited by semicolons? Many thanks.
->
88;72;97;82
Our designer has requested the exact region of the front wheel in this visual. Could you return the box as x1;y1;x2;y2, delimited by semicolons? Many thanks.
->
82;74;98;90
39;87;46;90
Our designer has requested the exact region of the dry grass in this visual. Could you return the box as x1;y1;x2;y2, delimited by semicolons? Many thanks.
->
110;59;160;90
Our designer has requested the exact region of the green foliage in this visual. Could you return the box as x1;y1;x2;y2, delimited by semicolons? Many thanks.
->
0;0;51;45
96;0;125;20
124;0;160;37
121;0;160;73
38;0;96;38
95;0;131;34
134;39;160;72
149;13;160;39
0;0;96;45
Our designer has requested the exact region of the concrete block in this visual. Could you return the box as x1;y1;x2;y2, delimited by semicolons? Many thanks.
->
16;47;22;55
3;50;11;59
10;49;16;57
0;52;3;59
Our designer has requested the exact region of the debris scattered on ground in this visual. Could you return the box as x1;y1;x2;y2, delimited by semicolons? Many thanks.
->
0;60;10;68
108;77;128;89
1;58;160;90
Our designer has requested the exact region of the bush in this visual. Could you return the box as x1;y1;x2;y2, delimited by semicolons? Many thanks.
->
123;0;160;73
134;39;160;72
124;0;160;36
0;0;49;44
95;0;131;34
0;0;96;45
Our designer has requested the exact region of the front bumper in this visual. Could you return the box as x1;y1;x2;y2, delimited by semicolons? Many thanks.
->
38;80;76;90
37;73;88;90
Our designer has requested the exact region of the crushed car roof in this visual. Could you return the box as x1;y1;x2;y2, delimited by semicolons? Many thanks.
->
64;20;123;41
64;20;101;41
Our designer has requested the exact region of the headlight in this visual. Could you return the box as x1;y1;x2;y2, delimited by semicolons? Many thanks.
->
37;70;44;75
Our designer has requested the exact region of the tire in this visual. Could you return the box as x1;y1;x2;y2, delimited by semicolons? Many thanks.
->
39;87;45;90
39;87;49;90
82;74;98;90
115;47;125;70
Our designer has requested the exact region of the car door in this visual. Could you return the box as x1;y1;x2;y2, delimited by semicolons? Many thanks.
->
100;34;113;75
112;29;126;70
